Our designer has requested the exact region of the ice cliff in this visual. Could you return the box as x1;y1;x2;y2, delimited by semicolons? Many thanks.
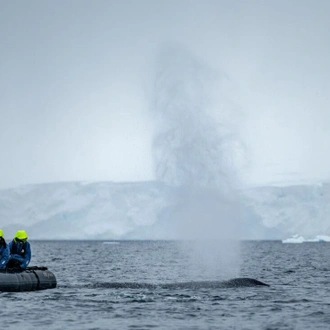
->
0;181;329;240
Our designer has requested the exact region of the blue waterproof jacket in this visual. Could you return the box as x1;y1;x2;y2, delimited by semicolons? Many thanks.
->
0;243;10;269
8;240;31;269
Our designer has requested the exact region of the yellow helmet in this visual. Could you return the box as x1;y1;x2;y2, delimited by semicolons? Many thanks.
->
0;229;4;237
14;230;28;240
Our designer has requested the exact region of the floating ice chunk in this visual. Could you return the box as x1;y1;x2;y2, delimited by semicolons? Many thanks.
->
283;234;330;243
282;234;305;243
307;235;330;242
304;237;320;242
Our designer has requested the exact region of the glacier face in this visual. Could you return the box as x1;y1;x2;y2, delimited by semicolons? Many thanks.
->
0;181;170;240
0;181;329;240
243;182;330;238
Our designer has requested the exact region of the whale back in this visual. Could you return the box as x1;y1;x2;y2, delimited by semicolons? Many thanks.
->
89;278;269;290
223;278;269;287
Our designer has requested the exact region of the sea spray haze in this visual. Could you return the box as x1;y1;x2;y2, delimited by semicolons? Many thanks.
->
150;45;245;279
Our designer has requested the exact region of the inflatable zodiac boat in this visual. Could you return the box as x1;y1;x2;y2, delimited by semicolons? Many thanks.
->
0;266;57;292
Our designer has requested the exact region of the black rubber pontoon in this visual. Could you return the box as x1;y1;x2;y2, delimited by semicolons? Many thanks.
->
0;266;57;292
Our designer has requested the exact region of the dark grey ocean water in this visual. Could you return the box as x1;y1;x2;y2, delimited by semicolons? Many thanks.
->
1;240;330;329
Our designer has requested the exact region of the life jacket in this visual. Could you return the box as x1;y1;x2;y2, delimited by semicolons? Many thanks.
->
10;240;28;257
0;244;7;256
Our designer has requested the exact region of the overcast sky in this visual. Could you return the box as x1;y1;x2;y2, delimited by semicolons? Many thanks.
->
1;0;330;189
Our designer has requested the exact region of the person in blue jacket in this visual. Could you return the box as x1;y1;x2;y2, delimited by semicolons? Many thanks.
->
7;230;31;269
0;229;10;269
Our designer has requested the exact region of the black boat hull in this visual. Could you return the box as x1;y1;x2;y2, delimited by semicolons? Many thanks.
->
0;267;57;292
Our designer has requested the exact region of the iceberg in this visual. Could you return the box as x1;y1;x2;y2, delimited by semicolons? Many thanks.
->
305;235;330;242
282;235;305;243
282;234;330;243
